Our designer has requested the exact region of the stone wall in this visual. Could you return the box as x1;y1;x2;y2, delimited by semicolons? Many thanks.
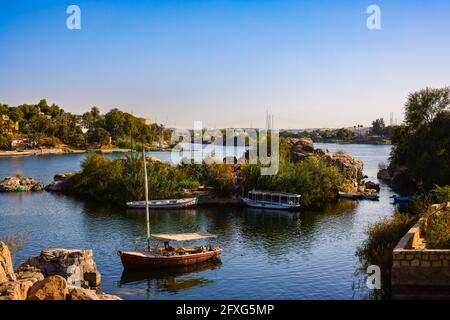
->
392;212;450;299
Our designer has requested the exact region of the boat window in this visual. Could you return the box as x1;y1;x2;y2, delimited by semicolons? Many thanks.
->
280;196;287;204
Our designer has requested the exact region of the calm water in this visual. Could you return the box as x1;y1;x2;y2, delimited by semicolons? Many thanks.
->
0;144;395;300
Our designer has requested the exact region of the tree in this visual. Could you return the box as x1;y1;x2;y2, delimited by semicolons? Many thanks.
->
405;87;450;129
390;87;450;195
87;128;110;147
372;118;386;136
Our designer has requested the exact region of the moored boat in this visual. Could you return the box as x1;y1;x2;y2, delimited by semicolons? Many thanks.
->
391;195;415;204
240;190;301;210
119;147;223;270
126;197;198;209
118;233;223;270
338;191;379;201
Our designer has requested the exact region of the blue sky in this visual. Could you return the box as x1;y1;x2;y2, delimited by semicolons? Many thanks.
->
1;0;450;128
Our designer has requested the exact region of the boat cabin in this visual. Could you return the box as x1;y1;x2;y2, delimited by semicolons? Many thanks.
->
152;233;218;256
247;190;301;206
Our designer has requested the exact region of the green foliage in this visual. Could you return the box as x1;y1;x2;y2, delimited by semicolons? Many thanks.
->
67;153;200;204
0;134;11;150
431;185;450;203
372;118;386;136
0;99;170;150
87;128;110;147
205;164;237;195
37;136;61;148
391;87;450;195
356;213;417;297
423;210;450;249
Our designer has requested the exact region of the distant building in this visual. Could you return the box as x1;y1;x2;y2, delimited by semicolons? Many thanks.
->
139;118;152;126
0;114;19;134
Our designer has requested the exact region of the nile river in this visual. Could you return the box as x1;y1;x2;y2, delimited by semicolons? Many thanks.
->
0;144;395;299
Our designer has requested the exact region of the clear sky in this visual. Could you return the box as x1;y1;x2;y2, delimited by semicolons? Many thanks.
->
1;0;450;129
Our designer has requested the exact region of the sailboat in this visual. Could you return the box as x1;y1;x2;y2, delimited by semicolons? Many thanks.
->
118;147;223;270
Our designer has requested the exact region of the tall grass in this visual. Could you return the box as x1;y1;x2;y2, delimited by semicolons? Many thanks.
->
356;213;417;298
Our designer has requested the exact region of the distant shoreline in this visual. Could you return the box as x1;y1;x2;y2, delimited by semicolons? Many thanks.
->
0;147;133;158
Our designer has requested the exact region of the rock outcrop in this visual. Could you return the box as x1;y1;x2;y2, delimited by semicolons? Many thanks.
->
20;248;101;288
326;151;364;189
44;172;74;192
0;176;44;192
0;242;121;300
286;138;365;190
288;138;315;162
27;275;68;300
0;242;16;283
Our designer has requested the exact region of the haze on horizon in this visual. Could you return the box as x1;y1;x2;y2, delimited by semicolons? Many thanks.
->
1;0;450;129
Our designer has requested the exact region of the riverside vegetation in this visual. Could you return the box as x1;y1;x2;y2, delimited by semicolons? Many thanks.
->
63;138;360;209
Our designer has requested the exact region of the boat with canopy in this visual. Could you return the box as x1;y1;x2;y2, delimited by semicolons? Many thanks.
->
240;190;301;210
118;148;222;270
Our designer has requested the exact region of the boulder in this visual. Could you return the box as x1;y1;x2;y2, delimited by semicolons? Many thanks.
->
314;148;330;157
0;176;44;192
20;248;100;288
44;172;74;192
27;275;68;300
365;181;380;192
287;138;315;161
0;241;16;283
326;151;364;189
67;287;100;300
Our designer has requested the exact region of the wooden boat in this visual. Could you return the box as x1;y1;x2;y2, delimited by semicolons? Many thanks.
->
126;197;198;209
119;147;223;270
118;233;223;270
338;192;379;201
240;190;301;210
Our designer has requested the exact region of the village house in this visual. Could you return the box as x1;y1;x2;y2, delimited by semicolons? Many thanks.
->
0;114;19;134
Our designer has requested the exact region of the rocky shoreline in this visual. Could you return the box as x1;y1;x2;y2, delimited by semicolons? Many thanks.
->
0;242;121;300
0;176;44;192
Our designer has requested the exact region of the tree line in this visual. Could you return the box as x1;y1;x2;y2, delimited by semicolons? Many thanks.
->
0;99;169;150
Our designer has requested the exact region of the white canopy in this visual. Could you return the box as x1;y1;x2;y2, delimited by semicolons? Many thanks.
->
151;232;217;242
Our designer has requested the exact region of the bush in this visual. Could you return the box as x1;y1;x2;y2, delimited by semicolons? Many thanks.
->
0;134;11;150
205;164;237;195
356;213;417;297
38;136;61;148
67;153;200;204
423;210;450;249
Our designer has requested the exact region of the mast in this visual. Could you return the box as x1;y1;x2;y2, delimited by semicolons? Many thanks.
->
143;146;151;250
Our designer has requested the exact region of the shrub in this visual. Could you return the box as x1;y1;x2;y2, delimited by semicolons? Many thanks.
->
356;213;417;297
38;136;61;147
0;134;11;150
423;210;450;249
206;164;237;195
67;153;201;204
2;231;28;257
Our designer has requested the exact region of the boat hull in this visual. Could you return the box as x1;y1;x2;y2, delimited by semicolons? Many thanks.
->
126;198;198;209
118;248;223;270
240;196;300;211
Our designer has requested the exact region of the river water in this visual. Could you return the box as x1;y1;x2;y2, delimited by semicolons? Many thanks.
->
0;144;395;300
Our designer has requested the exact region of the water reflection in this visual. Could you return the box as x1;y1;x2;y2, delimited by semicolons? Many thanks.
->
118;261;222;299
